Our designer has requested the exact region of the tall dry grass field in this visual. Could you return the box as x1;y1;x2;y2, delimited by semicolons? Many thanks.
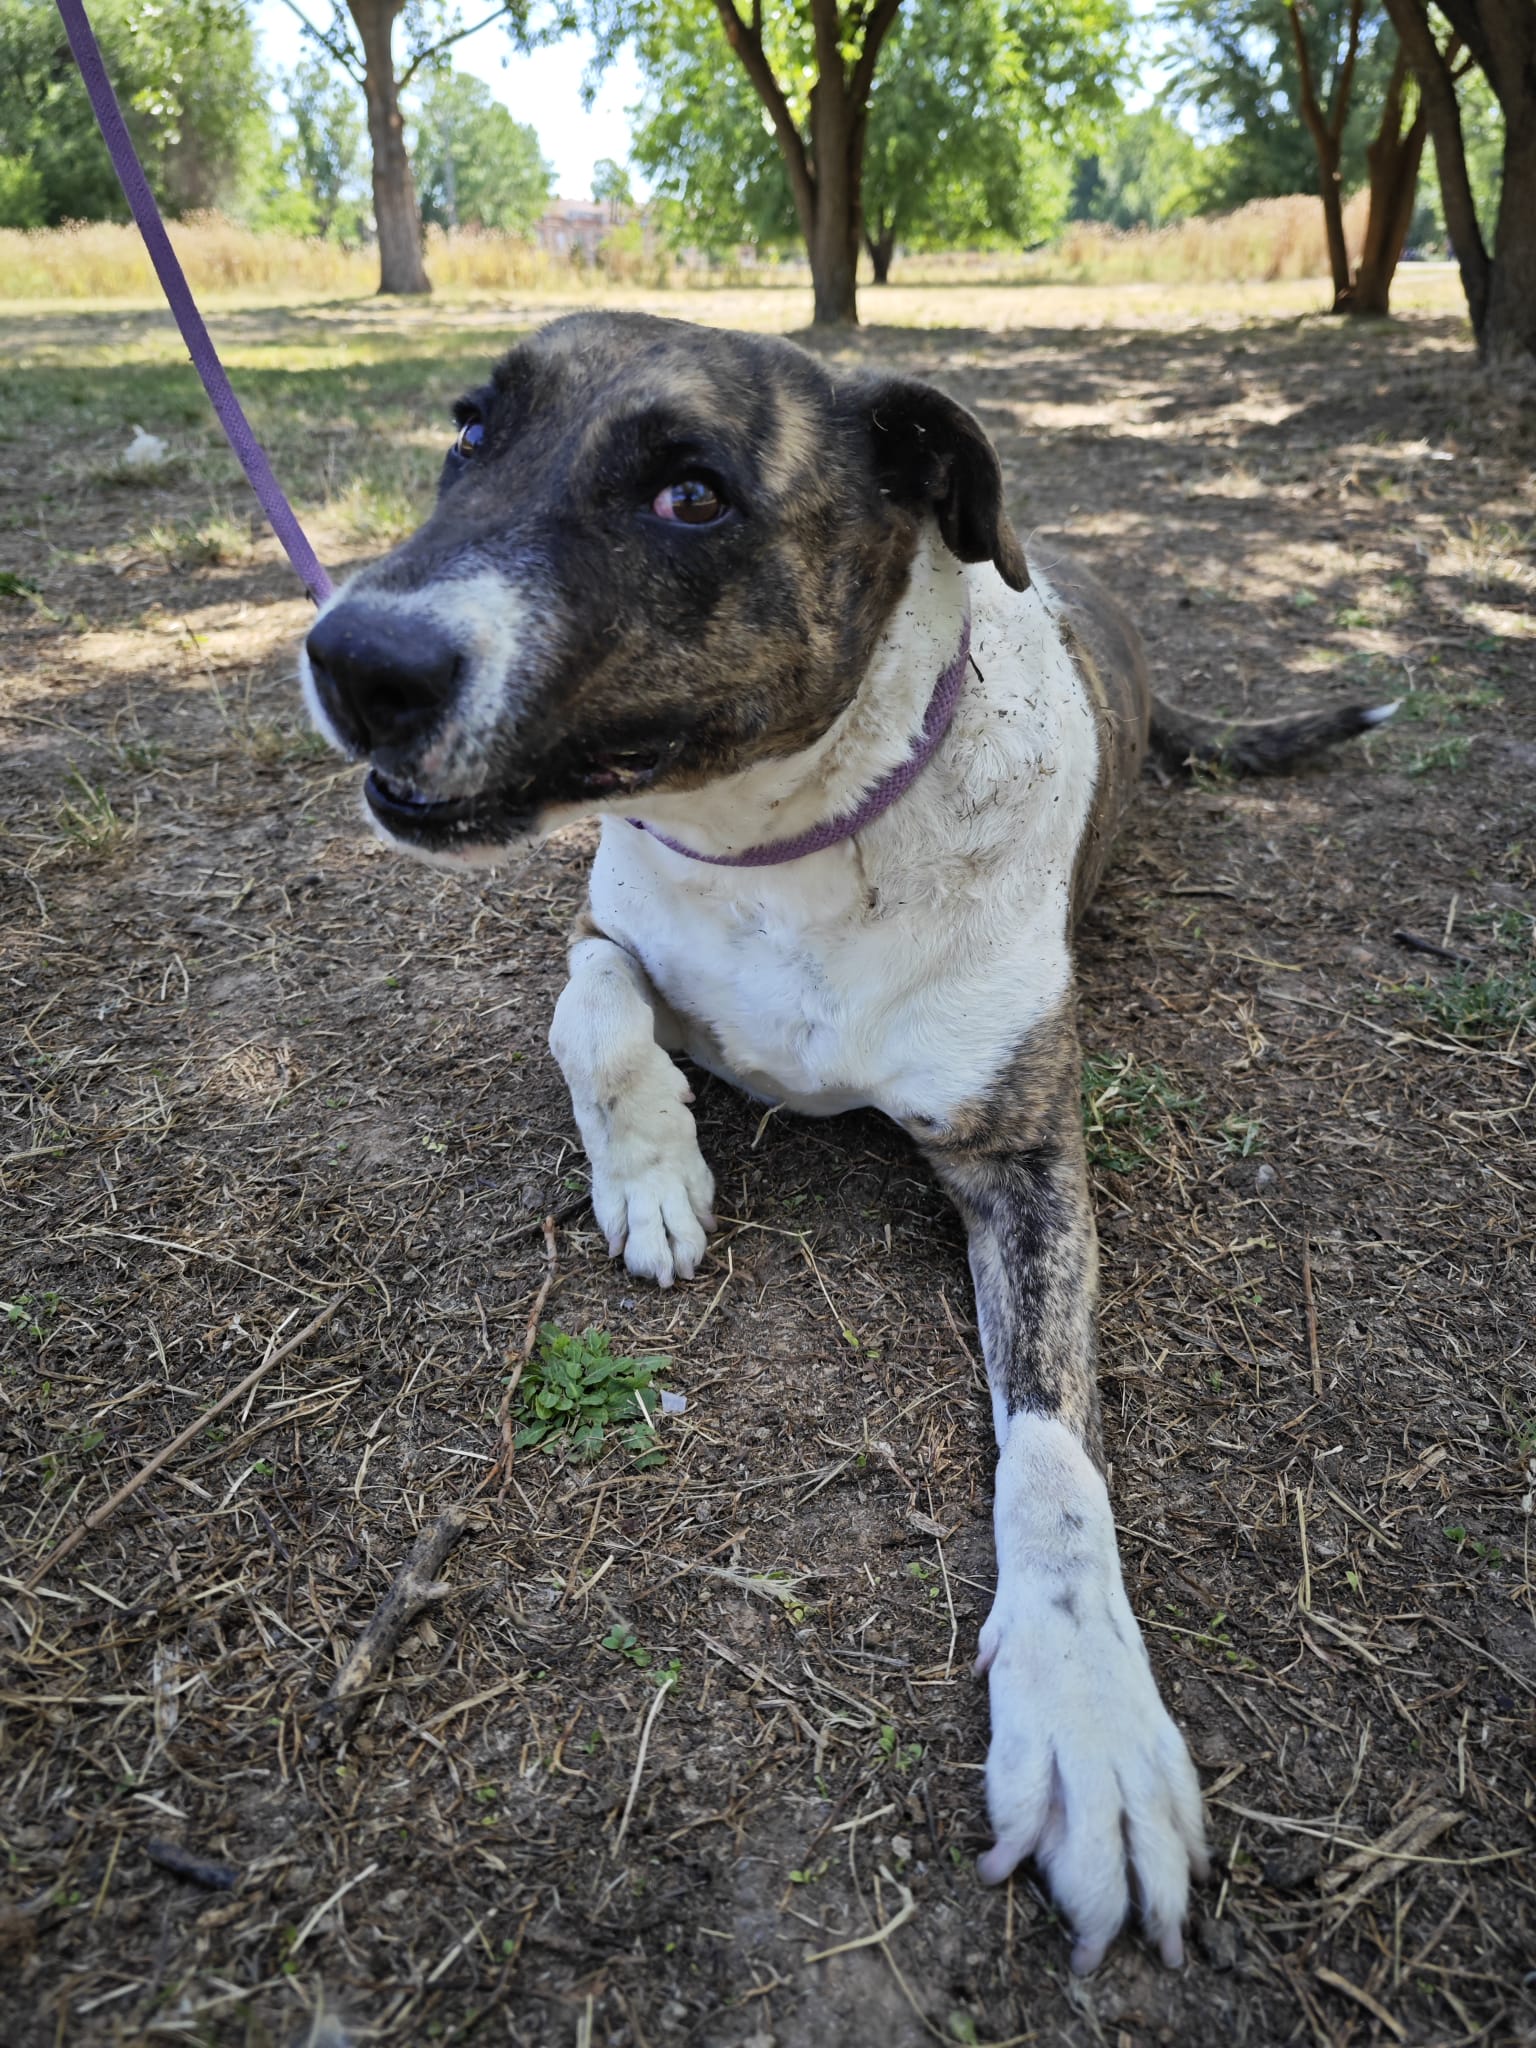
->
0;193;1389;304
1049;191;1372;285
0;217;672;301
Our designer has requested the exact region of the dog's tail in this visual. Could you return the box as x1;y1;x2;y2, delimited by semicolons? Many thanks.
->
1148;695;1399;776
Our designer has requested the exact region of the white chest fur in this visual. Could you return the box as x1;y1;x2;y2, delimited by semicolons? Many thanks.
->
582;541;1099;1129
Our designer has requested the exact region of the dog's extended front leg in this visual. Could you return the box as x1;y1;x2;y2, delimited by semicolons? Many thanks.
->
549;922;715;1288
923;1007;1207;1974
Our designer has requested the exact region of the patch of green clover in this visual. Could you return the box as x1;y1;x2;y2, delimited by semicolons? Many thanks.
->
3;1291;62;1343
601;1624;681;1685
513;1324;671;1468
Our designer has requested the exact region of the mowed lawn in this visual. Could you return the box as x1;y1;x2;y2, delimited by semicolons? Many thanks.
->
2;272;1534;2048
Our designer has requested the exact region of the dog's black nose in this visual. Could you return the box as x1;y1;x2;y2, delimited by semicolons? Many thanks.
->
306;605;462;752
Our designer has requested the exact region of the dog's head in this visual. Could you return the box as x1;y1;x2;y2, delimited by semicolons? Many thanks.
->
301;312;1027;863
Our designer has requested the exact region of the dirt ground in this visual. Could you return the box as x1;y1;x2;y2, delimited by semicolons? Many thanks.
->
1;279;1533;2048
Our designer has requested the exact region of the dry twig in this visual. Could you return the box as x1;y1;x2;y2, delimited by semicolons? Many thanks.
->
613;1671;675;1855
486;1213;558;1497
24;1297;342;1591
309;1505;476;1745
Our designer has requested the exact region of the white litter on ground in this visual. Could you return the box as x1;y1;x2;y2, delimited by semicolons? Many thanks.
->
123;425;169;467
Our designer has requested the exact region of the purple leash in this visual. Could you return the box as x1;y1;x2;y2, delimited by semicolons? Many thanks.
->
631;616;972;867
54;0;333;606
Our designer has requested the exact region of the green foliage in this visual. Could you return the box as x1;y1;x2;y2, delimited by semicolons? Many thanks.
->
1157;0;1401;210
860;0;1123;256
1219;1112;1265;1158
592;154;632;206
0;0;270;226
267;51;369;242
1070;105;1208;227
1081;1051;1203;1170
513;1324;672;1466
598;0;1127;264
1405;735;1470;776
609;0;798;255
875;1722;925;1772
1411;963;1535;1044
0;149;45;229
3;1290;61;1342
602;1624;681;1681
412;69;552;235
1443;1524;1505;1567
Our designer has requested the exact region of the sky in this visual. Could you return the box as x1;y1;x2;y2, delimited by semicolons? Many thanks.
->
249;3;649;201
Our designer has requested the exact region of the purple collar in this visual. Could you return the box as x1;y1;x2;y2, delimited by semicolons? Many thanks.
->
629;617;971;868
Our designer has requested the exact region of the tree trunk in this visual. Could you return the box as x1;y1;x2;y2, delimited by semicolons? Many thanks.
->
864;205;895;284
1316;138;1352;309
707;0;902;330
348;0;430;296
1479;5;1536;366
1383;0;1536;364
807;74;861;325
1346;43;1428;316
1287;0;1362;312
1383;0;1490;340
866;228;895;284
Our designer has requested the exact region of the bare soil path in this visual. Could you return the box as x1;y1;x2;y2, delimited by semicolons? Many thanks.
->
1;282;1532;2047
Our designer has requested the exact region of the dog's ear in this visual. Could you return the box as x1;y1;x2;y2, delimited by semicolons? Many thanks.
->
865;379;1029;592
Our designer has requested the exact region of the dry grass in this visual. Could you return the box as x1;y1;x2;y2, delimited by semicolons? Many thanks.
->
0;216;666;303
1048;191;1374;286
1;285;1533;2046
0;191;1426;307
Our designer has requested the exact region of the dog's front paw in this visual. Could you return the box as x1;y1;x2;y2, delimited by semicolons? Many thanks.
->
586;1064;716;1288
977;1420;1208;1974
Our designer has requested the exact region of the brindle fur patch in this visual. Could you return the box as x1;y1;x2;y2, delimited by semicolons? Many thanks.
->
1034;551;1152;922
920;1003;1103;1458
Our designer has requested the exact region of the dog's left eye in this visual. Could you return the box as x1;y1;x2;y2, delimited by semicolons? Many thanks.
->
453;420;485;459
652;476;728;525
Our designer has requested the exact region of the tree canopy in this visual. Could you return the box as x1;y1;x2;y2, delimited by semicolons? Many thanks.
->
0;0;268;227
278;50;371;241
605;0;1126;292
1157;0;1404;208
412;69;552;232
1068;106;1207;229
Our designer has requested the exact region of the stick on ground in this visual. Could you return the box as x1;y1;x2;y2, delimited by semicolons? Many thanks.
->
24;1296;342;1591
1300;1235;1323;1398
309;1503;475;1745
485;1212;558;1499
144;1840;238;1891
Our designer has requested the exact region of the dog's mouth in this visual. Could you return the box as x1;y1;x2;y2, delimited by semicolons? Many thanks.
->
567;746;666;796
363;746;670;844
365;771;480;831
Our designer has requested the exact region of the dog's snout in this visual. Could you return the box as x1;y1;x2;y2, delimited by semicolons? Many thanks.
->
306;605;462;752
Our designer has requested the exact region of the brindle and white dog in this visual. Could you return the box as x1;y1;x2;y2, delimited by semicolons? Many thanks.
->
300;312;1393;1974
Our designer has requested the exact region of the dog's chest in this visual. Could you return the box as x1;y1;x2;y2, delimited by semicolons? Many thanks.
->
659;872;907;1113
587;819;1074;1124
582;581;1099;1124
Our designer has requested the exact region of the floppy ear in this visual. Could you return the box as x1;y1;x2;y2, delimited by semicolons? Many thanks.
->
867;379;1030;592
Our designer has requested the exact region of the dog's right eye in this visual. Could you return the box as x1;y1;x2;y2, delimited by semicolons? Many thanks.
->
652;477;729;525
452;420;485;459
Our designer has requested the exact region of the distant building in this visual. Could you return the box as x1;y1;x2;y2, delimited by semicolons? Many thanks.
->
535;198;614;259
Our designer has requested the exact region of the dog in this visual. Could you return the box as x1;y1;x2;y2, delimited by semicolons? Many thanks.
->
299;312;1395;1974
